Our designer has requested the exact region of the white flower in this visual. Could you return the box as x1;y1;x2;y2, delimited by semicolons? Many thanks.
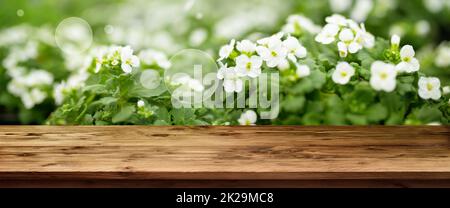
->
350;0;373;22
325;14;348;27
120;46;140;74
171;74;204;92
396;45;420;73
337;42;348;57
315;24;340;44
283;15;321;34
418;77;441;100
391;34;400;47
435;43;450;68
256;35;288;68
235;55;262;78
217;64;244;93
415;20;430;36
354;24;375;48
218;39;235;61
332;62;355;85
329;0;352;12
238;110;257;125
137;100;145;108
296;64;311;78
283;36;307;61
236;40;256;53
370;61;397;92
139;49;171;69
443;86;450;95
21;88;47;109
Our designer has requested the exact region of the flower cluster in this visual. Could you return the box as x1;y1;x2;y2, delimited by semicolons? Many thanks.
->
93;45;140;74
315;14;375;57
217;32;309;93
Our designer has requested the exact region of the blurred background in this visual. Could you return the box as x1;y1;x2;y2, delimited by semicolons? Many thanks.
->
0;0;449;124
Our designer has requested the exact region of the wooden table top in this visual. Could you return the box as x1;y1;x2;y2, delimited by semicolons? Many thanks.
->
0;126;449;187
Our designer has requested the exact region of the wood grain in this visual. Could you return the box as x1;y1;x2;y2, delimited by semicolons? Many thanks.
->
0;126;449;187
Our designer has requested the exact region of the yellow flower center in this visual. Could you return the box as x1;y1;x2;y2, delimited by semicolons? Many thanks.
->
271;51;278;57
380;72;388;80
340;71;347;77
427;83;433;91
246;62;252;71
403;57;411;62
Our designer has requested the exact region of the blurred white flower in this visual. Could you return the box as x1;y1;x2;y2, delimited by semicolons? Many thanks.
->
283;14;321;35
418;77;441;100
337;42;348;58
235;55;262;78
218;39;235;61
120;46;140;74
236;40;257;54
296;64;311;78
350;0;373;22
435;43;450;67
391;34;400;47
217;64;244;93
329;0;352;12
370;61;397;92
139;49;171;69
332;62;355;85
396;45;420;73
238;110;257;125
423;0;446;13
171;74;204;92
415;20;430;37
21;88;46;109
189;28;208;47
283;36;307;61
442;86;450;95
137;100;145;108
325;14;348;27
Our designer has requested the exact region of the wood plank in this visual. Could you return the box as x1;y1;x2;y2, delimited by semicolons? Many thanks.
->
0;126;449;187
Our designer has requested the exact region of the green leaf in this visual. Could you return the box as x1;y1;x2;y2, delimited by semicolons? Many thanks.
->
367;103;388;122
112;105;135;123
282;95;305;113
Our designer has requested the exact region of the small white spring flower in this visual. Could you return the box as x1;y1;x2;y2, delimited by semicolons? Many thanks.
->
296;64;311;78
217;64;244;93
24;70;54;86
332;62;355;85
325;14;348;27
277;58;290;71
443;86;450;95
235;55;262;78
137;100;145;108
337;42;348;57
354;24;375;48
370;61;397;92
391;34;401;47
339;28;354;42
396;45;420;73
236;40;256;53
415;20;430;36
120;46;140;74
257;32;284;47
418;77;441;100
218;39;235;61
238;110;257;125
283;36;307;61
256;37;288;68
315;24;340;44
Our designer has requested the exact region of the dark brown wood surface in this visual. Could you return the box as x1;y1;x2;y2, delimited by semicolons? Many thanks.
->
0;126;449;187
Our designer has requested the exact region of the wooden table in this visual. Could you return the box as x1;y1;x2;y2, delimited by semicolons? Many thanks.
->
0;126;449;188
